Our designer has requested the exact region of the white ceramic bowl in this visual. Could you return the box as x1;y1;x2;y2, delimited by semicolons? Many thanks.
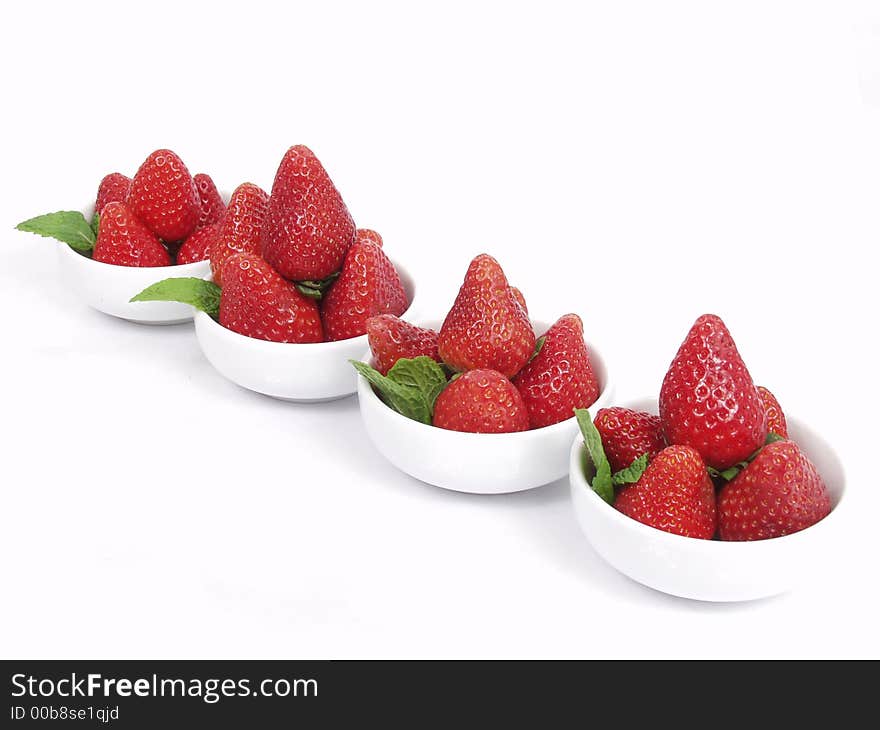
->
569;397;846;602
54;201;216;325
357;319;615;494
58;242;210;325
194;260;417;402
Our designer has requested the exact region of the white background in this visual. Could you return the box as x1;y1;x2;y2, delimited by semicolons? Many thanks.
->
1;0;877;658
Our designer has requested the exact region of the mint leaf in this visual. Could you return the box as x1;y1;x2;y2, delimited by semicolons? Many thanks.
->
612;453;649;486
575;408;613;503
130;277;221;318
351;356;447;424
766;432;785;445
90;212;100;237
16;211;96;252
295;272;340;300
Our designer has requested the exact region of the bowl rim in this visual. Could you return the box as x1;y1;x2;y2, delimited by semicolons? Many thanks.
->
356;318;615;440
193;256;417;350
569;396;846;549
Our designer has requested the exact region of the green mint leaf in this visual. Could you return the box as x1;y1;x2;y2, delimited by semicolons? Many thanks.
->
612;453;649;485
295;272;340;300
766;432;785;445
16;211;96;252
351;356;447;425
90;212;100;237
575;408;613;504
130;277;221;318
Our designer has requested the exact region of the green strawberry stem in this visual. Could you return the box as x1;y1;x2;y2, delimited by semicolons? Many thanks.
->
15;211;97;253
527;335;546;365
130;278;221;318
295;272;340;300
574;409;614;503
351;357;449;425
707;431;788;481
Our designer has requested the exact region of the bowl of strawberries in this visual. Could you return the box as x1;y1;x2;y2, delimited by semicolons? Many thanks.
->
354;254;614;494
16;149;224;324
569;314;845;602
132;145;416;402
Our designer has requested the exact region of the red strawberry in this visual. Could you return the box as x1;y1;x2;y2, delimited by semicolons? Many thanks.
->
209;182;269;286
219;253;323;343
510;286;527;314
437;254;536;377
615;445;717;539
594;407;666;473
718;440;831;541
659;314;767;470
193;173;226;229
321;230;408;341
176;222;219;265
367;315;440;375
92;202;171;267
127;149;200;243
95;173;131;214
757;386;788;439
512;314;600;428
261;145;355;281
357;229;383;247
433;369;529;434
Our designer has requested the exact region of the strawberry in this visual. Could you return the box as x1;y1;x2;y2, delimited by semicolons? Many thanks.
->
659;314;767;470
176;222;219;265
512;314;600;428
367;315;440;375
95;173;131;214
757;386;788;439
437;254;536;377
219;253;323;343
510;286;527;314
92;201;171;267
357;229;383;247
126;149;200;243
193;173;226;229
433;369;529;434
614;445;717;539
718;440;831;540
321;230;408;341
209;182;269;286
594;407;666;473
261;145;356;281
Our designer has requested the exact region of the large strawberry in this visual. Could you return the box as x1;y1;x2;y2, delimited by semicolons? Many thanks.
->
513;314;599;428
614;445;717;539
260;145;355;281
219;253;323;343
193;173;226;229
433;369;529;434
367;315;440;375
126;149;201;243
757;386;788;439
659;314;767;470
93;202;171;267
594;407;666;473
437;254;535;377
95;173;131;214
209;182;269;286
176;222;219;265
718;440;830;541
321;229;407;341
